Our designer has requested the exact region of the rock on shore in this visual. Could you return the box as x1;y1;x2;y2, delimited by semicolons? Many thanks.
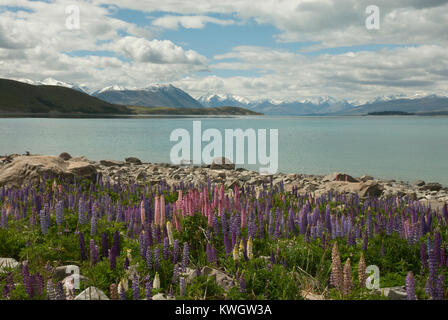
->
1;153;447;208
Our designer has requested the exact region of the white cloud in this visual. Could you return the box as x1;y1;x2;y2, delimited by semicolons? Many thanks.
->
111;37;207;65
152;15;235;30
174;44;448;101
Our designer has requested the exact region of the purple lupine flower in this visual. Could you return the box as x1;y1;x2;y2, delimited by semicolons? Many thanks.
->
90;213;97;236
146;247;153;269
132;275;140;300
101;232;109;258
173;239;180;263
112;230;121;256
78;198;86;225
239;276;246;293
172;264;179;284
139;232;147;259
181;242;189;272
145;276;152;300
119;286;126;300
56;282;65;300
179;277;186;296
428;249;438;299
420;242;428;270
39;208;49;235
46;279;55;300
110;247;117;270
436;274;445;300
78;232;87;261
55;200;64;226
154;247;161;271
406;271;416;300
89;239;99;265
123;256;130;270
163;237;169;260
0;207;7;229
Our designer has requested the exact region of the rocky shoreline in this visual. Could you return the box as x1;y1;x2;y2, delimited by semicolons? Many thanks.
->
1;152;447;209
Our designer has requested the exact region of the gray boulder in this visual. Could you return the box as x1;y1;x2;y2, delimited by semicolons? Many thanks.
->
0;155;97;188
58;152;72;161
201;266;235;291
323;172;358;183
125;157;142;165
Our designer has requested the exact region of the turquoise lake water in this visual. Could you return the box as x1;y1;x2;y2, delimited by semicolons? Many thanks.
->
1;116;448;184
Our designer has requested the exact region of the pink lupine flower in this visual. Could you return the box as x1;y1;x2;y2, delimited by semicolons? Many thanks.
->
160;195;165;226
140;200;145;225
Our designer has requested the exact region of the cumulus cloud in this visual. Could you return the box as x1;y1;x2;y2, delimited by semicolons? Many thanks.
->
174;44;448;102
112;37;207;65
0;0;447;100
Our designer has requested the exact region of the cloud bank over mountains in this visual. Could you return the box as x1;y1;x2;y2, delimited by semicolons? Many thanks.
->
0;0;447;102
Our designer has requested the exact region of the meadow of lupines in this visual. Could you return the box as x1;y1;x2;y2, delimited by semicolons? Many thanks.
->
0;173;447;300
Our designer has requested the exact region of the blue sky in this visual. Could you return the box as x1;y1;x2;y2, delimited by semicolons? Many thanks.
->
0;0;447;101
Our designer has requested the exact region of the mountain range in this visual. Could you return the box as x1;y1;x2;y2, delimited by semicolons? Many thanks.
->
9;78;448;115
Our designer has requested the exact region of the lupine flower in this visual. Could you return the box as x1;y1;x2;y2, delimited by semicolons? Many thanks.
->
166;221;174;245
154;247;161;271
330;242;343;291
343;258;353;296
101;232;109;258
146;247;153;269
406;271;417;300
358;253;367;289
132;275;140;300
173;239;180;263
145;276;152;300
153;272;160;290
110;283;118;300
163;237;170;260
247;237;254;260
239;275;246;293
78;232;87;261
110;247;117;270
56;282;65;300
89;239;99;265
181;243;189;272
123;256;130;270
436;274;445;300
232;244;239;262
179;277;186;296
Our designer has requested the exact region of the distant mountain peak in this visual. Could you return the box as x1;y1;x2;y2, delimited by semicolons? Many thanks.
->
93;83;204;108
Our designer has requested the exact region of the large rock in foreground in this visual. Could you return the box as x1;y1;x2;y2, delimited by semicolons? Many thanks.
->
0;155;97;188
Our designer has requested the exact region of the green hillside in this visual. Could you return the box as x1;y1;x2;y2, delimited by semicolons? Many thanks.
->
0;79;131;115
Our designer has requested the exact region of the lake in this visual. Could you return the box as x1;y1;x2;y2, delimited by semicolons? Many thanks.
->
1;116;448;185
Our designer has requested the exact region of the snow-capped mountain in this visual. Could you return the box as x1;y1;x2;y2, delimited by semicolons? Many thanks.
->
93;84;204;108
198;93;354;115
14;77;90;94
198;94;251;107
